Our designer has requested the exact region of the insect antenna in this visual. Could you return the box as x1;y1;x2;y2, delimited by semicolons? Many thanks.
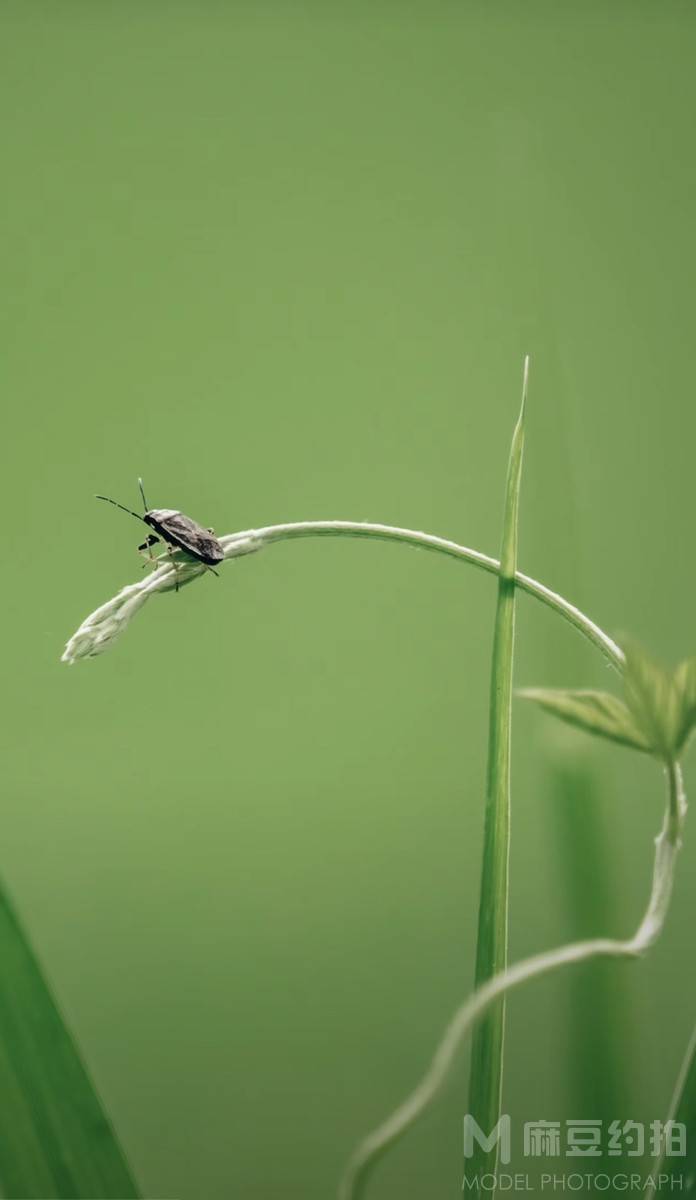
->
95;495;146;523
138;477;150;511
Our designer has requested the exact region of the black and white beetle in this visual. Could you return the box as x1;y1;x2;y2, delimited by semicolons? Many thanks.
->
96;480;224;583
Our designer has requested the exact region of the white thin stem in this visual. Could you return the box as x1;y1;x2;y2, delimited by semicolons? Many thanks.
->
337;761;687;1200
221;521;623;669
644;779;694;1200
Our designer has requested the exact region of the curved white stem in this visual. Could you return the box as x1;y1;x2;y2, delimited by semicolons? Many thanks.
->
232;522;623;668
62;521;623;668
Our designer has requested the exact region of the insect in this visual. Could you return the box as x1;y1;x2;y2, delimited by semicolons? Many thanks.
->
96;479;224;587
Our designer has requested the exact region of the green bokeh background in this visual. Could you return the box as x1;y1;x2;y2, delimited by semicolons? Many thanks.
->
2;3;695;1196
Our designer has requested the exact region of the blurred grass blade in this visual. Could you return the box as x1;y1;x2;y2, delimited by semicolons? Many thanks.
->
648;1019;696;1197
520;688;652;753
546;759;627;1162
0;885;140;1199
465;358;527;1196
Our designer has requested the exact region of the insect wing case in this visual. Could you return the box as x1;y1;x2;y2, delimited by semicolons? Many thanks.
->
145;509;224;565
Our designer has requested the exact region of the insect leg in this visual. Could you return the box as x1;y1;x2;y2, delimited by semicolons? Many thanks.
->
138;533;159;552
162;543;182;592
138;533;160;568
203;533;220;577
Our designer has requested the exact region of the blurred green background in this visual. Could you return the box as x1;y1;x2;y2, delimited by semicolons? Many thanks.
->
2;2;695;1196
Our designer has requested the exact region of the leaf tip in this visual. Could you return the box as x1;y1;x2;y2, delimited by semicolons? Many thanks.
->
520;354;530;414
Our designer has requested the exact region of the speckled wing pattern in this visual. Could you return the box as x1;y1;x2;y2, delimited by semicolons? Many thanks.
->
149;511;224;565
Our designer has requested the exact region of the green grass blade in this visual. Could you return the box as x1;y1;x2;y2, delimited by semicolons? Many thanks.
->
465;359;527;1195
0;885;140;1199
647;1020;696;1197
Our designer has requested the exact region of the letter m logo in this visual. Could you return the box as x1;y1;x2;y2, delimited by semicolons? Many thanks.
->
463;1114;511;1165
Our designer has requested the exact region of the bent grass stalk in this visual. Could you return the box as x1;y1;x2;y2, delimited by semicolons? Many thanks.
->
466;361;526;1194
61;522;622;668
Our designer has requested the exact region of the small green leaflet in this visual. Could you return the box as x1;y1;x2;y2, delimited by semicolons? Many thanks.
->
519;688;651;752
521;642;696;762
622;639;685;761
667;655;696;757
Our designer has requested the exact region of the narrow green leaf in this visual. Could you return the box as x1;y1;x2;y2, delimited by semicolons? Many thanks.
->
465;358;527;1196
520;688;652;753
0;885;140;1199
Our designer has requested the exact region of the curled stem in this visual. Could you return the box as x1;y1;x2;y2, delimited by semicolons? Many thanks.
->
337;760;687;1200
